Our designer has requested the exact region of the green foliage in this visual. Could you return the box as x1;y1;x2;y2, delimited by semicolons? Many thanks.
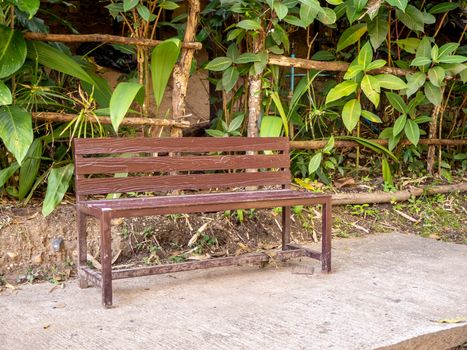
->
109;82;143;133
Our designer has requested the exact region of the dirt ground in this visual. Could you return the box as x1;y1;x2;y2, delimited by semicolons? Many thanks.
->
0;188;465;286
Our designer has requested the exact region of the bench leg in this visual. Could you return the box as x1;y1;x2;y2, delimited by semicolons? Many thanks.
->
76;210;88;289
100;210;113;308
321;201;332;273
282;206;291;250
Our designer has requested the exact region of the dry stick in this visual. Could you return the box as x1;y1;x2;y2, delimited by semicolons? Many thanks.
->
32;112;191;128
332;182;467;206
23;32;202;50
290;138;466;150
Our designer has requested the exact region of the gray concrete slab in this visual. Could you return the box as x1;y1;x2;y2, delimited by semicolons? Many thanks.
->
1;232;466;350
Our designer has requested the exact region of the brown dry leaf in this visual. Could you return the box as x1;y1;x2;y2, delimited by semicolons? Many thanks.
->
43;324;51;330
5;283;17;290
258;243;279;250
334;177;356;189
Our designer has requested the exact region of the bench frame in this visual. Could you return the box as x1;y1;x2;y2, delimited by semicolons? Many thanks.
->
73;137;331;307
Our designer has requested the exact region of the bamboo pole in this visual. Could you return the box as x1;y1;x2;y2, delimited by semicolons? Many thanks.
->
23;32;202;50
32;112;191;128
331;183;467;205
290;138;467;150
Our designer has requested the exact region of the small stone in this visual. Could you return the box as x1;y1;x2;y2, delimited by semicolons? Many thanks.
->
32;254;42;265
6;252;18;260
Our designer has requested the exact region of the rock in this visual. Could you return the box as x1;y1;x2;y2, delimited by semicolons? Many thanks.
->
32;254;42;265
6;252;18;260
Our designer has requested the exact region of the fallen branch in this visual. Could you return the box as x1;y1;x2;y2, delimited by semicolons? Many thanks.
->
32;112;191;128
331;183;467;206
290;138;467;150
23;32;202;50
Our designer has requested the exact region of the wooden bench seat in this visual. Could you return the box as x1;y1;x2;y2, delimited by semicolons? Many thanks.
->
73;137;332;308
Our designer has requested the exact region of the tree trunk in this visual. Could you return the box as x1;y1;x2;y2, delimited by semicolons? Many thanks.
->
247;32;265;138
171;0;200;137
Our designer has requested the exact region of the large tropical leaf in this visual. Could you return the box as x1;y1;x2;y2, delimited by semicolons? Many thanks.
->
385;0;408;12
42;164;74;216
109;82;143;133
339;136;398;161
374;74;407;90
13;0;40;18
404;119;420;145
260;116;283;137
18;139;42;200
0;106;33;165
368;15;388;50
151;38;181;108
270;91;289;137
0;81;12;105
0;162;20;188
0;25;27;79
361;75;380;107
325;81;358;104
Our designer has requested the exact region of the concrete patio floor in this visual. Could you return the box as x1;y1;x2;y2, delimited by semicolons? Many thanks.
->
1;232;466;349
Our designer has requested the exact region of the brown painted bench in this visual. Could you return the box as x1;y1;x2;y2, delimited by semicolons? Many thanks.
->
73;137;331;307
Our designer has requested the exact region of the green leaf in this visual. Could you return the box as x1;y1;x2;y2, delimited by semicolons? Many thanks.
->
342;98;361;132
237;19;262;31
283;15;306;28
361;110;382;123
234;53;261;64
368;16;388;50
0;25;27;79
0;106;33;165
414;115;431;124
404;119;420;146
13;0;40;18
393;114;407;136
343;64;364;79
0;162;20;188
358;42;373;69
385;92;408;114
382;157;393;185
325;80;358;104
260;116;283;137
424;81;442;106
438;43;459;59
437;55;467;64
274;2;289;20
323;135;335;153
123;0;138;11
159;1;179;10
222;66;239;92
110;82;143;132
0;81;12;105
385;0;407;12
410;57;432;66
374;74;407;90
151;38;181;107
270;91;289;137
205;57;232;71
352;0;368;12
396;6;425;32
337;23;367;52
18;139;42;200
396;38;420;54
317;7;336;25
42;164;74;217
431;44;439;62
428;66;445;87
361;75;380;107
299;0;321;26
308;152;323;174
366;59;386;71
136;4;151;21
406;72;426;98
429;2;459;14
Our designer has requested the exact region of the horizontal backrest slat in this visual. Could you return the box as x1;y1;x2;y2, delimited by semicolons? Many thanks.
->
73;137;289;154
77;170;291;195
76;154;290;175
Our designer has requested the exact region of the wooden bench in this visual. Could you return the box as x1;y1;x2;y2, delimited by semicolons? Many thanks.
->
73;137;332;307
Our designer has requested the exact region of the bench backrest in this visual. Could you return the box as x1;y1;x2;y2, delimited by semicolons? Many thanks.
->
73;137;291;201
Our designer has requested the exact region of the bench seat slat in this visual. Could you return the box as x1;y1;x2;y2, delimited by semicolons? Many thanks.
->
80;189;331;218
78;170;291;195
76;154;290;175
73;137;289;155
